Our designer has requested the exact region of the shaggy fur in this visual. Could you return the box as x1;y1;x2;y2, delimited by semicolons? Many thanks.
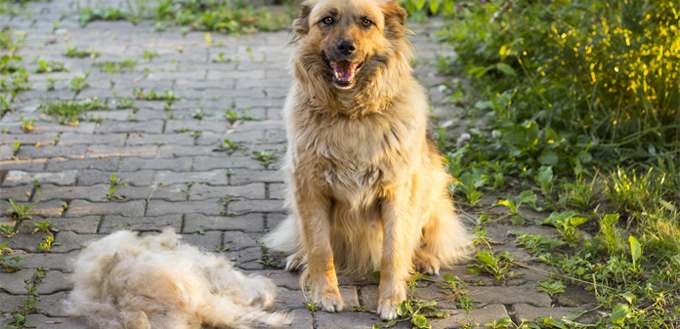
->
265;0;472;321
63;229;288;329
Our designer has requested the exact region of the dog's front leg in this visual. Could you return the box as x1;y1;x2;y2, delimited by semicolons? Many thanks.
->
377;185;419;320
295;188;344;312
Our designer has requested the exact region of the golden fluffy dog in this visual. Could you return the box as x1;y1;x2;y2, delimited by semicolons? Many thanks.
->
63;229;288;329
266;0;471;320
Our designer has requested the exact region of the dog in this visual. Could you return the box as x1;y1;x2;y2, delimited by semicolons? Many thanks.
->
265;0;472;320
63;229;288;329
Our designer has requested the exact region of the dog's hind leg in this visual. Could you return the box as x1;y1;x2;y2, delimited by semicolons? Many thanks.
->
413;248;441;275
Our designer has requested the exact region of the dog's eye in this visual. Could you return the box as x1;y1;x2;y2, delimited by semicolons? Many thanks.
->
362;19;372;27
322;16;334;25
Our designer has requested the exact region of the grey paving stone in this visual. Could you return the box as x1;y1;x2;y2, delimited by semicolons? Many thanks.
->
229;199;284;214
19;251;79;272
25;314;91;329
0;186;33;201
183;213;265;233
57;132;126;146
37;184;111;202
175;231;223;251
2;170;78;187
229;169;284;185
189;183;266;200
86;145;158;159
64;200;146;218
316;309;393;329
268;183;286;199
192;155;264;171
118;156;193;171
512;304;596;324
280;309;314;329
146;199;223;216
154;170;229;186
466;283;552;308
46;157;120;171
99;214;182;233
430;304;510;328
0;158;48;171
51;232;100;253
224;247;265;270
77;170;155;186
48;216;101;234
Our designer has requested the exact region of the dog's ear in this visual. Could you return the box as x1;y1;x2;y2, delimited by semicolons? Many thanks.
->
382;1;407;38
293;5;312;36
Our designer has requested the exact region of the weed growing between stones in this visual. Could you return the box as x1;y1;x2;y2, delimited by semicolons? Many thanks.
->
94;59;137;73
372;273;448;329
223;108;259;124
39;97;109;125
6;267;48;329
0;242;25;273
72;0;296;36
252;150;277;168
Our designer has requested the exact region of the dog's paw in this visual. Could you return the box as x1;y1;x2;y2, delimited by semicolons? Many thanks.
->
312;289;344;313
377;299;400;320
414;255;440;276
284;253;305;272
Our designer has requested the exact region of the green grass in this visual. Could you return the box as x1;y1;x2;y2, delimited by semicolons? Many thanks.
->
71;0;296;35
94;59;137;73
39;97;109;125
402;0;680;327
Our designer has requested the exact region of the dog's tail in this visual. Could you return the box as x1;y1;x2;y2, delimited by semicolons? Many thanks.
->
263;215;302;254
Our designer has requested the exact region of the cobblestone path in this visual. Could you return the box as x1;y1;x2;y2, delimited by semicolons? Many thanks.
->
1;2;597;328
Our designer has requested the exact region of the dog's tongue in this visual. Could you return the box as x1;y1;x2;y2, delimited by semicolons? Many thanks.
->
331;61;358;81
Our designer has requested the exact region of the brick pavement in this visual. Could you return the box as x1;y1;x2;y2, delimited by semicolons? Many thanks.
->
0;2;596;328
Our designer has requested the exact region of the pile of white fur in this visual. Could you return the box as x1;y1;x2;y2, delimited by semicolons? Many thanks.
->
63;228;288;329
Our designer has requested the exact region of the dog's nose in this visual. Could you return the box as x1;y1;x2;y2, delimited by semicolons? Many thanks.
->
337;40;356;55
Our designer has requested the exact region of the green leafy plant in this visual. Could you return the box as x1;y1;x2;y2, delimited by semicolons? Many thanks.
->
7;199;33;220
253;150;277;168
541;211;587;244
493;190;538;225
33;59;65;73
1;242;25;273
143;50;158;62
223;108;259;124
214;244;231;252
1;91;14;112
31;221;57;235
132;88;181;103
40;97;109;125
94;59;137;73
36;236;54;253
68;75;90;93
104;187;117;201
20;115;35;131
454;172;486;206
63;45;98;58
191;109;212;120
536;279;566;297
467;251;516;283
217;138;247;155
303;301;318;315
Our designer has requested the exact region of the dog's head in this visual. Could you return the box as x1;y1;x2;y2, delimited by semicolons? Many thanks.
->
291;0;409;91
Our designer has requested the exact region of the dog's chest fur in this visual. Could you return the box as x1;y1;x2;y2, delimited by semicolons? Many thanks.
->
287;95;426;208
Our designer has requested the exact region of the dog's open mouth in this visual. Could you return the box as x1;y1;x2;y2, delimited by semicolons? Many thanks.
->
324;54;364;89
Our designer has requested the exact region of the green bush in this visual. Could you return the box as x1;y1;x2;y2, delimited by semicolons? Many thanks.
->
427;0;679;176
